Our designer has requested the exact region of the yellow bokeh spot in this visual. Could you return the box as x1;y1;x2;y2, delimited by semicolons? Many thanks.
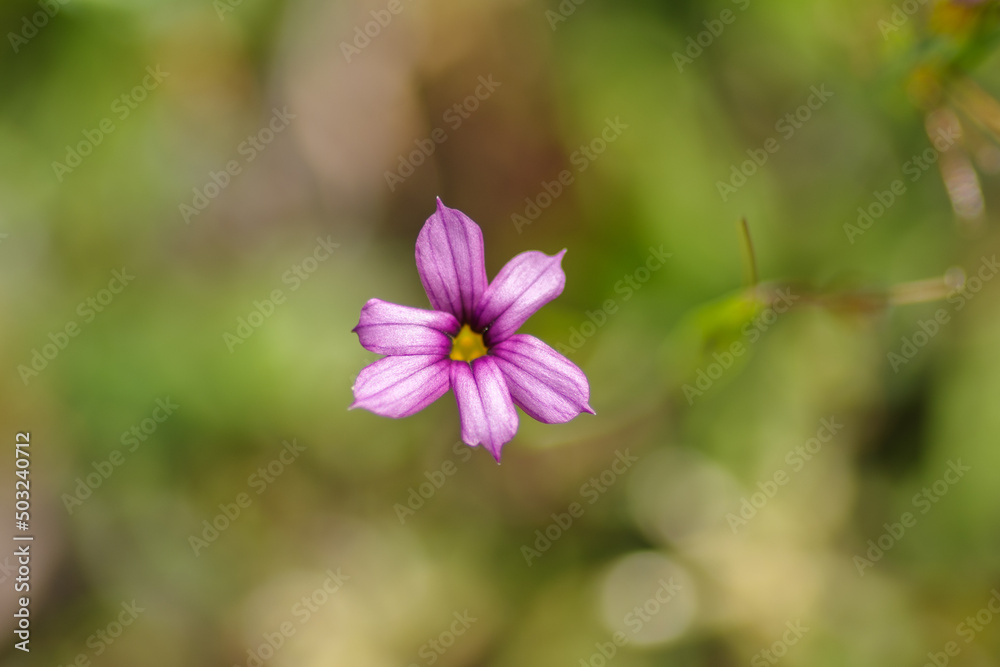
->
449;324;488;362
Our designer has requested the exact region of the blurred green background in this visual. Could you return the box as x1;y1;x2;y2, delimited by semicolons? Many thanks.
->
2;0;1000;665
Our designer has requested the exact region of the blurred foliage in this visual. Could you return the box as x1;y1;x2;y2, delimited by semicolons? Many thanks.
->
2;0;1000;666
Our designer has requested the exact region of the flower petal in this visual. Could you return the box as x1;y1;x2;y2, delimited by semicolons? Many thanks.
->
475;250;566;346
415;199;488;323
490;334;595;424
450;357;518;462
353;298;459;356
350;355;451;418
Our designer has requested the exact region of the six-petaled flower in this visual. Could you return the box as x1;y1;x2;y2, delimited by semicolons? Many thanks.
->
350;198;594;462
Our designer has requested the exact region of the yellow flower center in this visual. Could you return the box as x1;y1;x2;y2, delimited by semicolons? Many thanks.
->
449;324;488;362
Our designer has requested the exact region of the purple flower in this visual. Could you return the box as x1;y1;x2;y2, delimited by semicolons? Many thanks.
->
350;199;595;462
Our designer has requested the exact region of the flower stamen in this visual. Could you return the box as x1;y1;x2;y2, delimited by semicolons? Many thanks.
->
449;324;488;362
